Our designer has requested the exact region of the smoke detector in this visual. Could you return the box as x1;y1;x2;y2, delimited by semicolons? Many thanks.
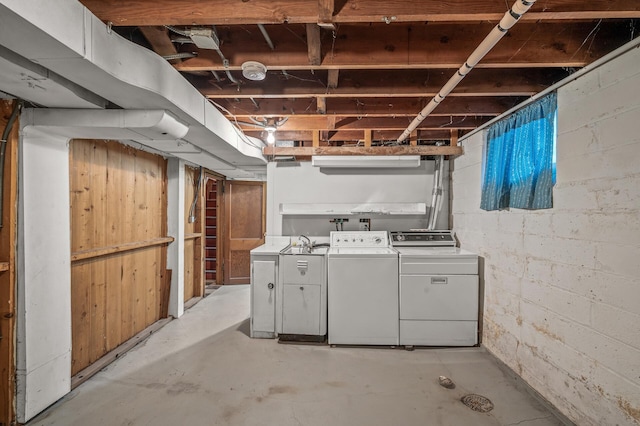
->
242;61;267;81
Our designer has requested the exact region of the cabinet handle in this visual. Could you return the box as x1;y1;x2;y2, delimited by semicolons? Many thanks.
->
431;277;448;285
299;286;304;291
268;282;274;289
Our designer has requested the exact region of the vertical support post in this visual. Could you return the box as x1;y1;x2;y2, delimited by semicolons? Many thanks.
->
312;130;320;147
166;158;185;318
450;129;459;146
364;130;372;148
410;130;418;146
16;124;72;423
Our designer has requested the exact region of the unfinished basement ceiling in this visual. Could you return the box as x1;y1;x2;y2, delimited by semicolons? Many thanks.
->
79;0;640;153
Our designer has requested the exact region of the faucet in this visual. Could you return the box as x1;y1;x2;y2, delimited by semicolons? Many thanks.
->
299;235;312;252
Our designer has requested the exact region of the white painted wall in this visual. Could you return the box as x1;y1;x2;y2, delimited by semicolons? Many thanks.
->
452;43;640;425
266;161;449;236
16;128;71;423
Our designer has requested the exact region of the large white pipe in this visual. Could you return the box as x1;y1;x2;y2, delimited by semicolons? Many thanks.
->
397;0;537;143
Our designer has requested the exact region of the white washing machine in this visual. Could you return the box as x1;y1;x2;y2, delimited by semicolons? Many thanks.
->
327;231;399;345
391;230;479;347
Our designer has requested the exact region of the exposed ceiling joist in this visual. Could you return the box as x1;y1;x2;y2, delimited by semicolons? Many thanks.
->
263;145;463;156
75;0;640;156
172;22;631;72
79;0;640;25
216;96;528;117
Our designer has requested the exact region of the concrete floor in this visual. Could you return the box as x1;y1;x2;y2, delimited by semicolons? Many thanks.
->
28;285;567;426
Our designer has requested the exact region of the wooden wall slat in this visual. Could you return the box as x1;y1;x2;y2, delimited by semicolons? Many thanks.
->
70;140;169;374
105;144;123;351
183;167;204;302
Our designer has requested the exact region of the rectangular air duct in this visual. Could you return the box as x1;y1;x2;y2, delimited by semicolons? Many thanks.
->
311;155;421;168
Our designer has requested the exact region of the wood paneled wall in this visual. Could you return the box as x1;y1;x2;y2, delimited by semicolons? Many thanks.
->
70;140;169;375
183;166;204;302
0;101;18;426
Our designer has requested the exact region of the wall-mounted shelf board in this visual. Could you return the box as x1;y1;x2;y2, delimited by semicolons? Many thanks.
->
280;203;427;215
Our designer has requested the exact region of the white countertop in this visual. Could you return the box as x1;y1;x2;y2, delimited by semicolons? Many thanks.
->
250;236;291;255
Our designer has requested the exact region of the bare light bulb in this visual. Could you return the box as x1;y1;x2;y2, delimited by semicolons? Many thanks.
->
266;131;275;144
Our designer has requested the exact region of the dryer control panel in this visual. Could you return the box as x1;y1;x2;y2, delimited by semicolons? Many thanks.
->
330;231;390;248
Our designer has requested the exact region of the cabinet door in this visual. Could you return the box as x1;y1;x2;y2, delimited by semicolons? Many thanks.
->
282;284;321;335
281;255;323;285
252;260;276;333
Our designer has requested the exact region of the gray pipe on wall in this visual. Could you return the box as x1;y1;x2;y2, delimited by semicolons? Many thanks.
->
0;99;22;228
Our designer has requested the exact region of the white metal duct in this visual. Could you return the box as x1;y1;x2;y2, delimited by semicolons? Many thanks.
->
0;0;266;179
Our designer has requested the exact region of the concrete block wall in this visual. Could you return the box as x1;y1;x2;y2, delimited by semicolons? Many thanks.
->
452;44;640;425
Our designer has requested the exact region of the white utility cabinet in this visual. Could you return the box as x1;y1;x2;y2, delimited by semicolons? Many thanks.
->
278;249;327;337
250;238;290;338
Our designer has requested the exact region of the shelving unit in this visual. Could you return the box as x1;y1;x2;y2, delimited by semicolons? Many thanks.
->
205;179;218;282
279;202;427;216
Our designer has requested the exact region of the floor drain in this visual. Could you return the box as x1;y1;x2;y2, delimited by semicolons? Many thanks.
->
461;394;494;413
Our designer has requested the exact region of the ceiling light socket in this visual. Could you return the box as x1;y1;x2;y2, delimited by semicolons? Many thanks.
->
242;61;267;81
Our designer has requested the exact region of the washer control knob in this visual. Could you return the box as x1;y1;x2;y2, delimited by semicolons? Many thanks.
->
374;237;382;244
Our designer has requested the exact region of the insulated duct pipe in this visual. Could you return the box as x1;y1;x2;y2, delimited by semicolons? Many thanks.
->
427;155;445;230
397;0;537;143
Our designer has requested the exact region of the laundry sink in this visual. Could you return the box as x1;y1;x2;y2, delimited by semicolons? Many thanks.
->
281;245;329;255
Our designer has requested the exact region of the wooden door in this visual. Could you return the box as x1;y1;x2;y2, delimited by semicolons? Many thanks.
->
222;181;265;284
0;100;18;426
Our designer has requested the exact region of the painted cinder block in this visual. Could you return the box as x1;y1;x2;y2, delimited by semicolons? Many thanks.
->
552;181;599;212
520;278;592;326
452;42;640;426
556;124;600;161
594;174;640;211
595;241;640;278
559;72;640;133
589;271;640;316
557;142;640;184
553;211;640;245
523;234;597;268
598;45;640;88
591;302;640;350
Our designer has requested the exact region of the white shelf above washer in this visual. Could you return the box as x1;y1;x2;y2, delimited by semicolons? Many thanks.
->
279;202;427;215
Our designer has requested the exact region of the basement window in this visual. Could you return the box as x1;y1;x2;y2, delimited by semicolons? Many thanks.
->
480;92;557;211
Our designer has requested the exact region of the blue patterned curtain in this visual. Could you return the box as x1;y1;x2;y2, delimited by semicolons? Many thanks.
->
481;92;557;211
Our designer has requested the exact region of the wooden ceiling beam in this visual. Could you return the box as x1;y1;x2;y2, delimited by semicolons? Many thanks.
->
173;22;629;72
327;69;339;89
216;96;528;117
238;115;488;131
305;24;322;66
79;0;640;26
195;68;565;98
139;27;181;63
245;129;456;142
263;145;463;156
